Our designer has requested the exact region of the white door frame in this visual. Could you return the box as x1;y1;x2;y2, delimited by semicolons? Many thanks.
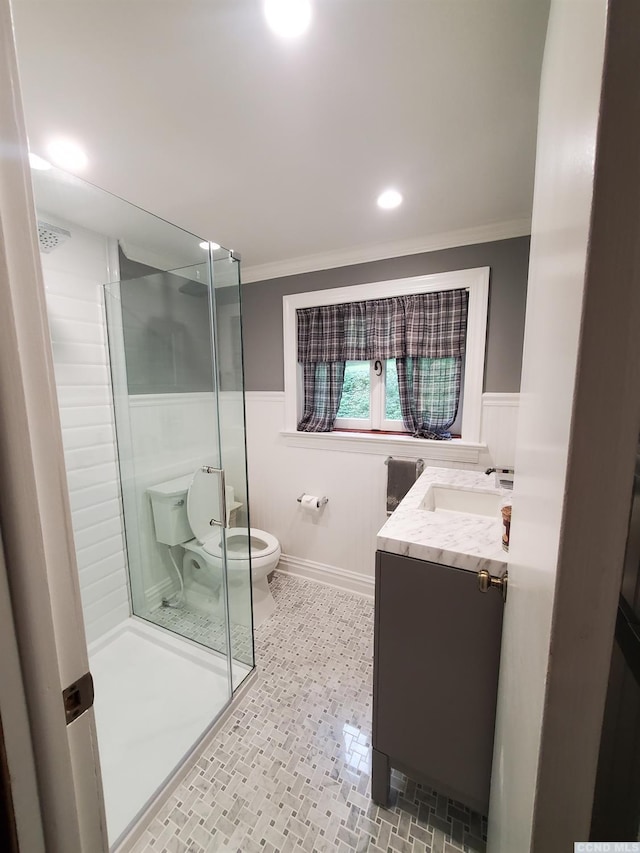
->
0;2;107;850
0;531;45;853
489;1;640;850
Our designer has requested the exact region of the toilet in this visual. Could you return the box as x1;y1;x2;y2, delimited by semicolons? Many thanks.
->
147;469;280;627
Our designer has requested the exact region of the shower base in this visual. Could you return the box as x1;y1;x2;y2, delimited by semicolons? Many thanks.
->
89;617;249;846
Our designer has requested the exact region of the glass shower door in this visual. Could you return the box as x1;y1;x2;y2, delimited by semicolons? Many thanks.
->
104;248;254;678
104;262;222;639
210;252;255;688
101;252;246;843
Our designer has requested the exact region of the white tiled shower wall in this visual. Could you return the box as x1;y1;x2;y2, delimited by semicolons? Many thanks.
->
40;215;130;643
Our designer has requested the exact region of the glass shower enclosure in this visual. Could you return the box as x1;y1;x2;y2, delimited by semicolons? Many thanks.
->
31;163;253;846
104;248;254;679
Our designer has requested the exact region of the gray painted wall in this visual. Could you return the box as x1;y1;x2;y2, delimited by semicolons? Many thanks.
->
118;249;214;394
241;236;530;393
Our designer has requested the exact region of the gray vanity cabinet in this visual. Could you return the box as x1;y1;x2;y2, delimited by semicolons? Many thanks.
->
372;550;504;814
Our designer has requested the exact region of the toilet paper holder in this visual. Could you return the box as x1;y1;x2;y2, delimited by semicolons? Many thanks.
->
297;494;329;508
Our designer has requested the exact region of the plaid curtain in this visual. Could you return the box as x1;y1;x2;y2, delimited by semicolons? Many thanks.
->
396;357;462;438
296;289;468;435
297;362;346;432
297;290;468;362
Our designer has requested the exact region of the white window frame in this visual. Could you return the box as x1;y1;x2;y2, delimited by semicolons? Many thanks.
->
283;267;489;448
335;359;406;432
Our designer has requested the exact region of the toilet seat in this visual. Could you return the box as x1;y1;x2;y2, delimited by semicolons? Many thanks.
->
185;468;278;562
201;527;280;560
187;467;223;544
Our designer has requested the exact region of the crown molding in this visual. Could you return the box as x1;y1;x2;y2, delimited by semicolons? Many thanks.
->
241;217;531;284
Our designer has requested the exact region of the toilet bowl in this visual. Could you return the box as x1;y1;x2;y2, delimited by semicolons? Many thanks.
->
182;527;280;626
147;470;280;627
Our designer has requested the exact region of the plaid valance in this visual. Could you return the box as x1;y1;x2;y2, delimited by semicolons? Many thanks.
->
297;289;468;363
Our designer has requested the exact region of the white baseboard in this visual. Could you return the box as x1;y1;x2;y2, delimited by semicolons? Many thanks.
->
275;554;374;599
145;577;175;612
149;556;375;608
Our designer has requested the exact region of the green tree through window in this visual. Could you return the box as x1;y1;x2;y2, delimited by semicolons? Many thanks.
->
337;361;370;419
337;360;403;423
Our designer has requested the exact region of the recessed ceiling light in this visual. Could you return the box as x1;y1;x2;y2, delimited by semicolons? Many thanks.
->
46;138;88;172
28;152;52;171
377;189;403;210
264;0;312;38
199;241;221;251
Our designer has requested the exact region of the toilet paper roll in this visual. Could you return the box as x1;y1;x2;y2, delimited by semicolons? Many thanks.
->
300;494;321;512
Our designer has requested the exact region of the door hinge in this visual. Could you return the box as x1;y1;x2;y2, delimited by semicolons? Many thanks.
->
63;672;94;725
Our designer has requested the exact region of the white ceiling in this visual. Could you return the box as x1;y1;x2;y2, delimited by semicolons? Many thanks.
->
12;0;549;279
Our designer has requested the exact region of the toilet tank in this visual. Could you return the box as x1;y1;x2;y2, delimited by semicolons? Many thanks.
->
147;474;193;546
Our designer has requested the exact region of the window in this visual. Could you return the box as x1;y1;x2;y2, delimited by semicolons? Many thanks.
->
283;268;489;445
335;359;406;432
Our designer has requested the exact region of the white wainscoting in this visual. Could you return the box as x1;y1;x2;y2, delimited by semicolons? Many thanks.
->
121;392;219;611
117;390;249;613
480;393;520;468
42;216;130;643
246;391;519;595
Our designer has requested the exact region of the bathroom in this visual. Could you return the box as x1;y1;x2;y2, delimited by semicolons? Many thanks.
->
1;2;639;853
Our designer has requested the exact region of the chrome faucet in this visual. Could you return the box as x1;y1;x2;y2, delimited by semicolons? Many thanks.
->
485;467;515;489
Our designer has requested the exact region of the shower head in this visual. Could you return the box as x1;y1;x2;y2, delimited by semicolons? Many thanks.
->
37;221;71;253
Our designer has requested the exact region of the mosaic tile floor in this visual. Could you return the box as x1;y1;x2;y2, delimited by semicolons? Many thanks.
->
146;602;254;666
131;574;487;853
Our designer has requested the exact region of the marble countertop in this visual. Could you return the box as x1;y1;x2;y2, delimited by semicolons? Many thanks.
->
377;466;509;574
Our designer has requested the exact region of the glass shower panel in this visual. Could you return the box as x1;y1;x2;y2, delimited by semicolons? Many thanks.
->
102;258;236;844
30;161;255;846
104;264;231;655
211;254;255;686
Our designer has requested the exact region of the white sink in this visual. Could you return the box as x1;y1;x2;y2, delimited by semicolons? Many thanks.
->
421;485;502;517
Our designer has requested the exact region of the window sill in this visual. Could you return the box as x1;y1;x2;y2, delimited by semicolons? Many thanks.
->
280;429;485;463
